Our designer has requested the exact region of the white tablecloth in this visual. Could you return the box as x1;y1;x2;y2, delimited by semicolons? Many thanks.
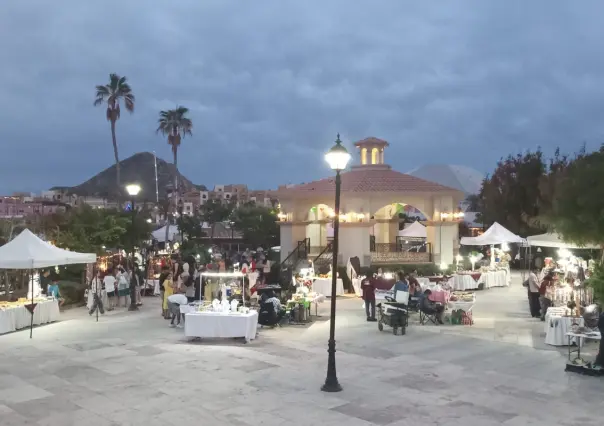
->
312;278;344;297
448;275;480;291
448;301;475;312
545;315;584;346
184;311;258;342
0;299;60;335
482;270;508;289
351;279;362;296
145;279;161;296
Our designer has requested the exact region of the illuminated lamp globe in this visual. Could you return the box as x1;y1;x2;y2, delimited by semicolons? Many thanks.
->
325;134;351;171
126;184;141;196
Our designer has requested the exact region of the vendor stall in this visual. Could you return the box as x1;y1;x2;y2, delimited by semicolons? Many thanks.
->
544;307;585;347
312;277;344;297
0;298;60;335
184;311;258;343
0;229;96;337
460;222;525;271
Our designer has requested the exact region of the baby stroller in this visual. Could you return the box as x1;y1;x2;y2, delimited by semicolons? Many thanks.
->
258;301;280;328
377;291;409;335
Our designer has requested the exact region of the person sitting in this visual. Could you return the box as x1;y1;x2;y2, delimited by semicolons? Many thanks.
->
420;289;444;324
265;290;285;319
47;279;65;308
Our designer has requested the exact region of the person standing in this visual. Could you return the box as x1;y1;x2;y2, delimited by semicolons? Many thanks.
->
361;276;376;322
89;271;105;316
527;268;541;318
103;270;117;311
539;272;555;321
163;272;174;319
158;266;169;317
116;266;130;308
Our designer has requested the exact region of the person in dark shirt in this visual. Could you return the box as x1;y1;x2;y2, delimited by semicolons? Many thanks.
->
420;289;444;324
361;277;377;322
158;266;170;317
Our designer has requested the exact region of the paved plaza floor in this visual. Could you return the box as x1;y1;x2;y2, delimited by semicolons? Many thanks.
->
1;274;604;425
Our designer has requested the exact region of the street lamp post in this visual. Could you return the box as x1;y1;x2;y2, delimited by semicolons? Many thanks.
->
321;134;351;393
177;199;184;243
126;183;141;312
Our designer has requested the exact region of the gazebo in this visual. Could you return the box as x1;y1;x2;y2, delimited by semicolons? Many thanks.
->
276;137;465;266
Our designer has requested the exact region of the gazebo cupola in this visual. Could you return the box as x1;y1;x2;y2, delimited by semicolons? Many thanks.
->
353;137;390;170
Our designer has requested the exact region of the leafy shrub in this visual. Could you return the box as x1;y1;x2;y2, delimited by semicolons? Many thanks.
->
58;280;87;306
586;262;604;308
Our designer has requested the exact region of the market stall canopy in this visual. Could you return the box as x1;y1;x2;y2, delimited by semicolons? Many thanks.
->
398;221;427;238
152;225;179;242
0;229;96;269
527;232;600;249
460;222;525;246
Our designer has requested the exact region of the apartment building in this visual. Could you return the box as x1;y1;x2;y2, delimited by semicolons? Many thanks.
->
200;184;276;207
0;196;65;219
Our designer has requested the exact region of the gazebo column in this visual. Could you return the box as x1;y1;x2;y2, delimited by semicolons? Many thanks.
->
425;221;457;266
278;222;308;262
338;222;373;267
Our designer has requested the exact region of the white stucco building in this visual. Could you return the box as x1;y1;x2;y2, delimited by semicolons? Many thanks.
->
276;137;465;267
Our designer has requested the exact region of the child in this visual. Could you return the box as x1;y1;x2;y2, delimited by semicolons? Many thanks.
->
47;279;65;308
163;273;174;319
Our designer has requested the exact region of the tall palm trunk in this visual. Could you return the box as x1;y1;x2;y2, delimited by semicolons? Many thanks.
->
111;118;121;205
173;145;179;203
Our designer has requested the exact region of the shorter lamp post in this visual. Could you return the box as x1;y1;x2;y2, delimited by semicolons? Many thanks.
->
126;183;141;312
177;198;184;243
321;134;351;393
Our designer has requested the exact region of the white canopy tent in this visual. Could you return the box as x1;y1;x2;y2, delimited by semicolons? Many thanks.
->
0;229;96;269
527;232;599;249
398;221;427;238
460;222;525;246
0;229;96;338
151;225;179;242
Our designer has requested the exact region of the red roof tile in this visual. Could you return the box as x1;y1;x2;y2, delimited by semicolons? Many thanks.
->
278;168;462;195
354;137;389;148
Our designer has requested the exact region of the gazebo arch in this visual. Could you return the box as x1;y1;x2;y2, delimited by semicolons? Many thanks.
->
276;136;465;267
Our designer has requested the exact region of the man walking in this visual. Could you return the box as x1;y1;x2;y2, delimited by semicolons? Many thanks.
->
361;275;377;322
89;271;105;316
527;268;541;318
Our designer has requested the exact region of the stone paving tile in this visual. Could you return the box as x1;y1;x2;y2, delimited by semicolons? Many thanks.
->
1;282;603;425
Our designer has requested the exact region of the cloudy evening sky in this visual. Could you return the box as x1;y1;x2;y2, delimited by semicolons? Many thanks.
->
2;0;604;194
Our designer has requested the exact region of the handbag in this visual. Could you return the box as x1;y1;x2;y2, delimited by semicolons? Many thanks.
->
522;279;529;287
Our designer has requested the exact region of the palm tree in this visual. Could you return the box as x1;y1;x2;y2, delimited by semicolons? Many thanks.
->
93;74;135;200
156;106;193;201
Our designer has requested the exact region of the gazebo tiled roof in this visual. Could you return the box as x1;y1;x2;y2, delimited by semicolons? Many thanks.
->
277;168;460;195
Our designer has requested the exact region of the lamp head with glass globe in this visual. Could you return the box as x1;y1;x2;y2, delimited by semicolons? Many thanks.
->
325;134;351;171
125;184;141;197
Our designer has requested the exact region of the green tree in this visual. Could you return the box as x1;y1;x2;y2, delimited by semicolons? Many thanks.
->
231;203;279;248
477;150;546;236
199;200;233;241
177;212;206;241
550;146;604;246
94;73;135;199
156;106;193;201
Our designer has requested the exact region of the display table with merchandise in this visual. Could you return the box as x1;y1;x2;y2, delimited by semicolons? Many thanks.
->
0;298;60;335
312;278;344;297
184;311;258;343
447;270;508;291
447;292;476;325
287;293;325;316
545;311;584;347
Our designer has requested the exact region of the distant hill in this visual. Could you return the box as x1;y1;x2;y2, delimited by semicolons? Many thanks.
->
406;164;484;195
52;152;205;200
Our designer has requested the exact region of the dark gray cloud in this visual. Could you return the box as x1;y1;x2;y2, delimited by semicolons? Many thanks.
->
1;0;604;194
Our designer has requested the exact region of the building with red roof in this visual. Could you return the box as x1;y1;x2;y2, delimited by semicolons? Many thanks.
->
276;137;465;266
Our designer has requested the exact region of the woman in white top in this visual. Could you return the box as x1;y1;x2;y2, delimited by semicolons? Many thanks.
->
103;271;117;311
